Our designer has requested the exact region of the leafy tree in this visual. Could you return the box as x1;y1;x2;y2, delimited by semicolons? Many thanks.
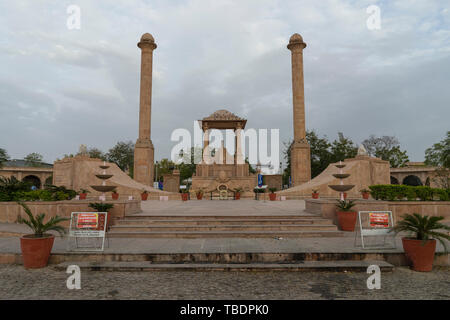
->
155;158;176;182
362;135;409;168
329;132;358;163
282;140;292;185
88;147;107;161
24;152;44;167
307;131;333;178
425;131;450;168
432;167;450;190
106;141;134;176
0;148;10;168
283;131;358;183
245;157;257;174
179;147;204;182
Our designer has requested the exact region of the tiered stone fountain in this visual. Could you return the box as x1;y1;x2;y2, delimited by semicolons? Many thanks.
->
91;161;116;200
328;161;354;200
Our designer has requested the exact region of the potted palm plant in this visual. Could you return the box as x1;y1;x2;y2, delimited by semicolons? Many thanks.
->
312;189;319;199
196;189;204;200
141;189;148;201
268;187;277;201
16;202;69;268
360;188;370;200
335;200;357;231
88;202;114;230
390;213;450;272
234;187;243;200
111;188;119;200
78;188;90;200
181;189;189;201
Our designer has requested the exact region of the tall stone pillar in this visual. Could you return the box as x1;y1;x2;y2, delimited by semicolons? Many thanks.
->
134;33;157;186
287;33;311;186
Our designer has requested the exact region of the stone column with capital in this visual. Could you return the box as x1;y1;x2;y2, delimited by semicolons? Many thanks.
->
287;33;311;186
134;33;157;186
202;125;210;164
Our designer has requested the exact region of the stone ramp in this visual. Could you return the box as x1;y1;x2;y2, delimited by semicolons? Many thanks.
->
277;155;390;198
54;157;178;199
82;160;178;199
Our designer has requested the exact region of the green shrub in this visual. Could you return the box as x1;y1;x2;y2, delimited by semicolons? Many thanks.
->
368;185;449;201
414;186;434;201
5;189;72;202
434;188;450;201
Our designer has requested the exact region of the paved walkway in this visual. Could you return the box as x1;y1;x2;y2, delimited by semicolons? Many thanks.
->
0;231;447;254
137;199;308;216
0;264;448;299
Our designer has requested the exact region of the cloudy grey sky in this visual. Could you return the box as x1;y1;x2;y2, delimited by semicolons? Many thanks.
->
1;0;449;166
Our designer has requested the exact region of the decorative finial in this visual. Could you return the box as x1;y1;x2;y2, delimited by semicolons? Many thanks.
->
79;144;88;156
357;144;368;156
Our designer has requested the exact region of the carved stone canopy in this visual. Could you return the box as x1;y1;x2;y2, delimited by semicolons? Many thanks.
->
200;109;247;131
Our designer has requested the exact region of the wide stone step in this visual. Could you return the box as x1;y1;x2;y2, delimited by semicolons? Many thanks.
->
122;215;322;220
110;224;338;232
115;218;333;226
107;230;344;238
54;260;394;272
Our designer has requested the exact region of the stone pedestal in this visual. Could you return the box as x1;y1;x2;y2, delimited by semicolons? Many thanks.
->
290;140;311;186
163;170;180;193
264;174;283;191
134;138;154;186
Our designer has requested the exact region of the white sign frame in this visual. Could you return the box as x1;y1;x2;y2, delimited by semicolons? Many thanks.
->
68;212;108;252
354;211;396;249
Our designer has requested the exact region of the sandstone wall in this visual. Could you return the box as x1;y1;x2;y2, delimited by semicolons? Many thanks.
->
53;156;179;200
0;200;141;228
278;155;390;198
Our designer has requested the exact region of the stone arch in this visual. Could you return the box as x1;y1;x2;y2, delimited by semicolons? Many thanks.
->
402;175;422;186
390;176;399;185
44;175;53;187
22;175;41;189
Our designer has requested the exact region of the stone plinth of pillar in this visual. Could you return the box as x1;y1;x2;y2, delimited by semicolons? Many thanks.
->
291;140;311;186
134;33;157;185
288;33;311;186
134;138;154;186
163;170;180;193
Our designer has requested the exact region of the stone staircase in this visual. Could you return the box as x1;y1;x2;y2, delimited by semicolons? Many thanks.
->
107;214;343;238
54;260;394;272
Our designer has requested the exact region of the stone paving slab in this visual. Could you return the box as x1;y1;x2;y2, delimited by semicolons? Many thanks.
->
0;233;447;254
53;260;395;272
136;199;308;216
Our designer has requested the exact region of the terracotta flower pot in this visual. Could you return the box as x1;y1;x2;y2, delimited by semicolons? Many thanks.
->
235;192;241;200
336;211;357;231
141;193;148;201
402;238;436;272
20;234;55;269
362;192;369;200
312;193;319;199
79;193;87;200
196;194;203;200
112;193;119;200
269;193;277;201
181;193;189;201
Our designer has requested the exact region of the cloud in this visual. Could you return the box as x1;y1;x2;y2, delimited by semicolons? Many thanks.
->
0;0;449;165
